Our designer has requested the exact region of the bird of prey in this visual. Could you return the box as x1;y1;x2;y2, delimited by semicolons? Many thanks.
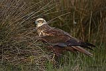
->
35;18;95;57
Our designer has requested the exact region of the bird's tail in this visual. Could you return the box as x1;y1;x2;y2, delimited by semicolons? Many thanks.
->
66;46;93;57
80;42;95;50
66;39;95;50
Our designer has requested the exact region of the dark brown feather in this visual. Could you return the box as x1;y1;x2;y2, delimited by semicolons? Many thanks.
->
36;24;95;57
37;24;70;43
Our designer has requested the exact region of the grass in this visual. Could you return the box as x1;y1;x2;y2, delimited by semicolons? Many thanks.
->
0;0;106;71
0;44;106;71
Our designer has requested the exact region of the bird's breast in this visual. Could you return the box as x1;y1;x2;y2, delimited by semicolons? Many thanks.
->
38;30;44;36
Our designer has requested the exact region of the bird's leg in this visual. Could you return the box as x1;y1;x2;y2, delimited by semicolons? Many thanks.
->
46;46;57;64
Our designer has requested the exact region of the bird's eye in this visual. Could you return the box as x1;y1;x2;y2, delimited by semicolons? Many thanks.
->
41;20;44;23
37;20;44;23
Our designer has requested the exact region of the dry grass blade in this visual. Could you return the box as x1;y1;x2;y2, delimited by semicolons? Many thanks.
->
0;0;106;71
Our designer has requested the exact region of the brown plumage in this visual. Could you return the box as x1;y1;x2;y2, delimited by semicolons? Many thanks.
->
35;18;95;57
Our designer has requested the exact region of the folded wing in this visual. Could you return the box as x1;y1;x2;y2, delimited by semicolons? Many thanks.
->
40;27;95;57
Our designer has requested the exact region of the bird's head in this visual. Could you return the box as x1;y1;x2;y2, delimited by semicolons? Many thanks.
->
35;18;47;27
